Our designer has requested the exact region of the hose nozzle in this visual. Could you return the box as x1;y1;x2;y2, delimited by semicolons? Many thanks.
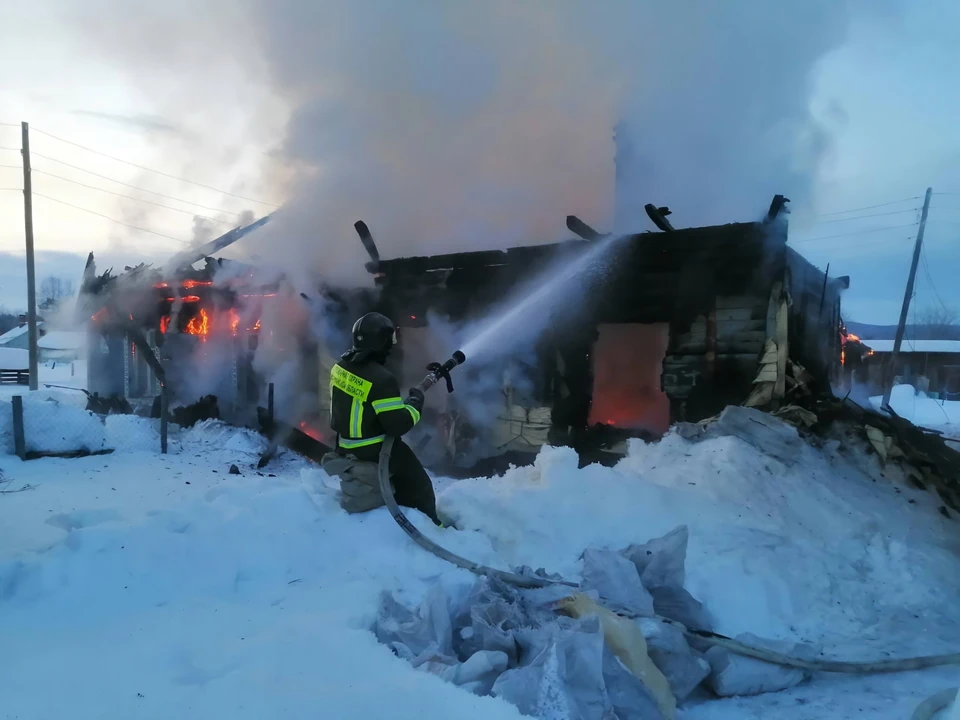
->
418;350;467;393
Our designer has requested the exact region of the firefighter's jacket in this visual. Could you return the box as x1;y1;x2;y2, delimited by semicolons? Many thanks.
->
329;357;420;450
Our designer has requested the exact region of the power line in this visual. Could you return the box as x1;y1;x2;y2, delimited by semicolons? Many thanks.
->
0;146;20;152
932;192;960;196
0;122;19;128
790;222;919;244
812;208;919;225
31;126;280;208
0;187;21;191
0;163;22;170
33;192;190;244
816;197;921;216
31;151;241;217
32;168;233;225
920;245;950;314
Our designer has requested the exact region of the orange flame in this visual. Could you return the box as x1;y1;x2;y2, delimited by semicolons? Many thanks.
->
183;279;213;289
160;316;170;334
228;308;240;335
91;307;108;322
186;308;210;340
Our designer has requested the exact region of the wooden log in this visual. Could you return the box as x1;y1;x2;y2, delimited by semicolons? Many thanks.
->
775;298;789;400
715;308;755;321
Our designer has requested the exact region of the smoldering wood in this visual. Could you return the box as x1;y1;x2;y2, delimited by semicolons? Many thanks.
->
566;215;603;241
644;203;675;232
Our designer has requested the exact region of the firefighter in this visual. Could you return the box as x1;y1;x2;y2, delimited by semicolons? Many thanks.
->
329;312;440;525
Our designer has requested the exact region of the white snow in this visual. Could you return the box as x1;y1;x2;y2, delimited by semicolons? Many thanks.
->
0;345;28;369
1;413;959;718
870;384;960;439
37;329;85;351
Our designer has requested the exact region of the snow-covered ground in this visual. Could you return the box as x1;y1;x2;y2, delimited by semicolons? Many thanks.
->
871;384;960;442
1;416;959;718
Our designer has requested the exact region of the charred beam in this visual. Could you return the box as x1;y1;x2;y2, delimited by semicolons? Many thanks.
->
765;194;790;223
354;220;381;273
566;215;603;242
645;204;675;232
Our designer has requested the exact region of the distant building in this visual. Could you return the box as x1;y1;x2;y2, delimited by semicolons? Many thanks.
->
38;330;85;362
865;340;960;399
0;315;46;350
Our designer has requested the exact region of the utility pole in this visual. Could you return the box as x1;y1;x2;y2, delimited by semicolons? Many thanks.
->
21;121;38;391
881;186;932;410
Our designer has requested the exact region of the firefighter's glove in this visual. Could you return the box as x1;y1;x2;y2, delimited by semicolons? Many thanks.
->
406;387;425;413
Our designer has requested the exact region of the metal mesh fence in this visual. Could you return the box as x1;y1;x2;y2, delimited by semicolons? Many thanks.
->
6;392;167;459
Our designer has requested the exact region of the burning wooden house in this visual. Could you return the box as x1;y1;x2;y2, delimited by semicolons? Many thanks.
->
78;216;297;422
324;197;851;468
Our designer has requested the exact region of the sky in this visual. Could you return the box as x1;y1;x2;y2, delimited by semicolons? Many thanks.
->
0;0;957;325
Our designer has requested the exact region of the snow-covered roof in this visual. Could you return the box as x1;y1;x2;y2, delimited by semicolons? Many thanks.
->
0;324;29;345
37;330;85;351
0;346;28;369
866;339;960;354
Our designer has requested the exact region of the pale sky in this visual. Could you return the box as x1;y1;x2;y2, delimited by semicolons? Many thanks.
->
0;1;957;325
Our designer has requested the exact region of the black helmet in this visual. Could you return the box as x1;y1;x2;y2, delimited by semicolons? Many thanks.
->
349;312;397;357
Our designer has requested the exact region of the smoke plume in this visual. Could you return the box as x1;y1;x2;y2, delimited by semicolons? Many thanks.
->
246;0;854;279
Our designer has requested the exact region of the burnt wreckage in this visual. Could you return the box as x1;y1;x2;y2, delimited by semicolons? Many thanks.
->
324;196;850;469
77;197;849;472
78;215;283;422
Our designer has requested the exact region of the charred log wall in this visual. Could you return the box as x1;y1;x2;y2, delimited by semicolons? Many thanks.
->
784;247;843;388
373;221;787;431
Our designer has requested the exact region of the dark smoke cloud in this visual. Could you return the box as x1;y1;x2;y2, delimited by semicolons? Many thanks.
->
247;0;857;282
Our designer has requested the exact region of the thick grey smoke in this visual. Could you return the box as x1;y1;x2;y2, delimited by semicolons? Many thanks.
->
247;0;854;278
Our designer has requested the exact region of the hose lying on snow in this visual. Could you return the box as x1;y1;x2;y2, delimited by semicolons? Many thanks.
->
911;688;957;720
378;436;960;676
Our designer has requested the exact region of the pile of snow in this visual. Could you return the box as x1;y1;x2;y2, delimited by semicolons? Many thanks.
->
104;414;165;453
870;384;960;438
1;414;959;718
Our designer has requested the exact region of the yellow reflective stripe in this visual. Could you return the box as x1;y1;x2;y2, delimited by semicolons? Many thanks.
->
350;398;364;438
338;435;385;448
372;396;405;413
330;365;373;401
406;405;421;424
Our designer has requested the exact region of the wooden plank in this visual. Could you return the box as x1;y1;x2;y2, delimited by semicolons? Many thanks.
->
716;319;766;337
717;340;765;354
12;394;26;460
716;296;755;309
715;308;755;321
775;298;789;399
766;281;782;340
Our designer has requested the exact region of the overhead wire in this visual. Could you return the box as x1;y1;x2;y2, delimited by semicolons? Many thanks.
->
816;197;921;216
32;192;190;244
30;151;242;217
811;208;920;225
31;168;233;225
31;126;279;208
790;222;919;244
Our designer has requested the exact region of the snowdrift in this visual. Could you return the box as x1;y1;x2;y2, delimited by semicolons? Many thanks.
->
1;414;959;718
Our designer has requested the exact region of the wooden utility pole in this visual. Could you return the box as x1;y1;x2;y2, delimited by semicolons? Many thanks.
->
21;121;38;391
881;187;933;410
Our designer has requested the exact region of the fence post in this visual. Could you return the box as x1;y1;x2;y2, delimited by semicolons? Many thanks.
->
160;384;169;454
12;395;26;460
268;382;275;426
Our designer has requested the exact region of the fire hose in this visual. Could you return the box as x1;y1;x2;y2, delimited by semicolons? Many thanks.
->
377;351;960;713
